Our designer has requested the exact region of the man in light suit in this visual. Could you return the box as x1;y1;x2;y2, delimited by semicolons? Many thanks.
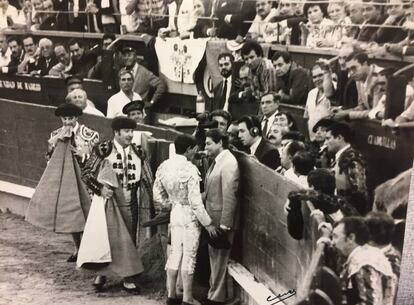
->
204;129;240;305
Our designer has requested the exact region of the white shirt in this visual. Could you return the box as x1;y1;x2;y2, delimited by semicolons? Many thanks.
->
249;137;262;155
305;87;332;141
222;75;232;111
0;47;11;67
107;90;142;118
84;105;105;117
0;5;19;29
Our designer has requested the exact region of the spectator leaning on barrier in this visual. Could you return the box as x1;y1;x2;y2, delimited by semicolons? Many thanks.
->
29;38;57;76
238;115;280;170
325;1;353;47
371;0;409;44
1;36;24;74
334;52;383;120
87;33;117;79
272;50;311;106
0;0;20;29
348;2;364;39
325;122;368;216
247;0;278;43
0;32;11;68
125;0;169;35
17;34;38;74
68;39;99;79
49;43;79;78
240;40;275;101
331;217;394;305
304;60;335;141
107;68;143;118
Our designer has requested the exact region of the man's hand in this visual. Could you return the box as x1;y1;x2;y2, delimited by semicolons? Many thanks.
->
101;185;114;199
332;110;349;120
205;224;219;238
224;15;232;24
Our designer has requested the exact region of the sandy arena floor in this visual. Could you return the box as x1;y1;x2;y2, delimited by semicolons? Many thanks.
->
0;211;166;305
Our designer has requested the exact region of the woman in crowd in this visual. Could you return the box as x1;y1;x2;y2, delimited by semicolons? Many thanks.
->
300;1;334;48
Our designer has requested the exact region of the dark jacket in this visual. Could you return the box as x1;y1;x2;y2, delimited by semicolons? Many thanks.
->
34;56;59;75
372;15;407;44
228;89;259;120
275;62;312;105
357;15;388;42
254;138;280;170
206;0;256;39
210;77;236;111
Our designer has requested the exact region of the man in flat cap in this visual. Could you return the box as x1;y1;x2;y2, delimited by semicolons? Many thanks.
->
26;103;99;263
81;117;154;292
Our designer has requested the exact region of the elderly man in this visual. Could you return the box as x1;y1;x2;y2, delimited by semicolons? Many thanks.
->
107;69;142;118
66;88;105;117
238;115;280;169
332;217;394;305
203;128;240;305
153;134;216;305
30;38;57;76
272;50;311;106
81;117;154;293
26;103;99;263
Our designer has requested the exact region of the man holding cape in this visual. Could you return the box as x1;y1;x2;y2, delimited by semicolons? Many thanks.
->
26;103;99;262
80;117;154;293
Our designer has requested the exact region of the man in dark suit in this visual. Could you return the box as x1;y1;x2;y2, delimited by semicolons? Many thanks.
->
204;128;240;305
205;0;256;40
211;52;236;112
31;38;58;76
237;115;280;169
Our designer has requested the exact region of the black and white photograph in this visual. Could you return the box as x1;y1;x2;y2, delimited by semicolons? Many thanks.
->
1;0;414;304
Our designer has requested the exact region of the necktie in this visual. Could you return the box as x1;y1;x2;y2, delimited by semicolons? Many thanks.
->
221;79;228;109
123;148;129;186
262;118;269;138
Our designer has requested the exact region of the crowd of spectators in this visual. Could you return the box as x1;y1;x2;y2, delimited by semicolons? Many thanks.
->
2;0;414;56
0;3;411;302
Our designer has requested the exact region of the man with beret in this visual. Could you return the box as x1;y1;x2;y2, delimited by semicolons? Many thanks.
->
122;100;146;124
81;117;154;292
26;103;99;263
107;68;142;118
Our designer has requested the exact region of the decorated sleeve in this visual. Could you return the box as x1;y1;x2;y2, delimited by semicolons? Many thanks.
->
81;145;104;195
